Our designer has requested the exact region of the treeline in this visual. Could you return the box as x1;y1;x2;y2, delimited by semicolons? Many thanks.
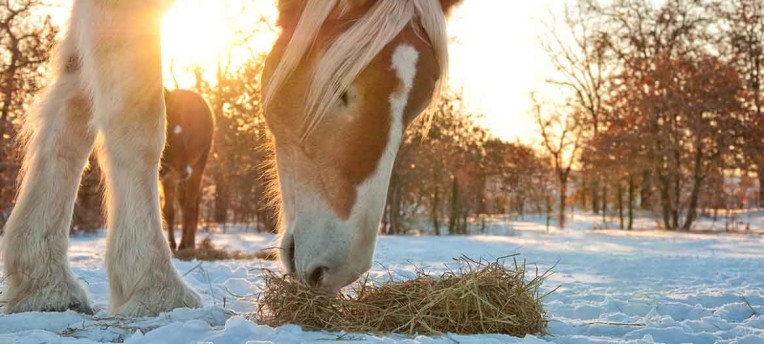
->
0;0;58;225
537;0;764;230
384;93;552;235
3;0;762;235
0;0;552;235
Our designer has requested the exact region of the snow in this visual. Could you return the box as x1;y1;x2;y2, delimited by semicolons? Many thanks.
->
1;213;763;343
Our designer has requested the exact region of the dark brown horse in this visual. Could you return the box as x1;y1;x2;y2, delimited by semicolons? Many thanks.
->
161;89;214;251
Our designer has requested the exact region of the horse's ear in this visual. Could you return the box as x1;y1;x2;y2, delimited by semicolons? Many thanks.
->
336;0;372;16
440;0;462;16
277;0;303;31
277;0;300;14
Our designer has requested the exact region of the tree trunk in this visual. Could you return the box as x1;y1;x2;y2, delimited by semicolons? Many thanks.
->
460;211;469;234
448;175;460;234
640;170;651;209
431;185;440;236
392;178;402;234
759;163;764;208
591;178;601;214
559;180;567;229
627;176;635;230
672;169;681;230
617;182;624;229
386;171;401;235
213;174;229;224
601;184;608;223
579;179;588;211
0;37;20;124
476;176;487;215
659;175;672;230
682;146;704;231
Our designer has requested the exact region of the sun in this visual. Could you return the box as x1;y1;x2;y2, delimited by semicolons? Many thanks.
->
162;1;231;71
160;0;278;89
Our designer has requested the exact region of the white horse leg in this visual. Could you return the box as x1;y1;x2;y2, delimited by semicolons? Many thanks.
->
2;14;95;314
76;0;200;316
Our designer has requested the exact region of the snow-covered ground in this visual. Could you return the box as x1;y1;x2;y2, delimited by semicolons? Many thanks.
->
1;214;763;343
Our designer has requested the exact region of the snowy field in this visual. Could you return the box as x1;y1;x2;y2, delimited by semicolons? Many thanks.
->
1;213;763;343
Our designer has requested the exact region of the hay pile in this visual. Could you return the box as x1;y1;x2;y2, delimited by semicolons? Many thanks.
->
254;256;549;337
174;238;278;261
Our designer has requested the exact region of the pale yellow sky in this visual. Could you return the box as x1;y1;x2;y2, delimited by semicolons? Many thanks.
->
446;0;559;143
48;0;565;143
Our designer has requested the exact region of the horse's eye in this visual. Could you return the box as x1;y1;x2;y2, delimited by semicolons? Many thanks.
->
340;91;349;106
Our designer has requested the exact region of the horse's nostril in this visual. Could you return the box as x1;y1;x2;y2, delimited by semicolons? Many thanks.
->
307;266;327;288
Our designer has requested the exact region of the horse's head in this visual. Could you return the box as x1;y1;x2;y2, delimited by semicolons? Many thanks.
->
161;89;214;181
262;0;460;294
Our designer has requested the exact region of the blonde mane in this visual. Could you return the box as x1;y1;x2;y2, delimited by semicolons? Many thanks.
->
263;0;449;141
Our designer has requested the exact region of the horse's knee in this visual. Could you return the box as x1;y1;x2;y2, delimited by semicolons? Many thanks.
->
100;111;166;170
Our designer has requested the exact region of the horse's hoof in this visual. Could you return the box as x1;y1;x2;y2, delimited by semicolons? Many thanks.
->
114;288;201;317
112;275;202;316
39;301;93;315
3;276;91;315
69;301;94;315
177;242;195;251
5;300;93;315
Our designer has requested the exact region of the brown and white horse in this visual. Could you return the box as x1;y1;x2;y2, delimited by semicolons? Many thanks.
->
1;0;459;316
161;89;214;251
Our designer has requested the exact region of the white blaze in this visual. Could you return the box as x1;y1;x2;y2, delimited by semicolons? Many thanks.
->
386;44;418;149
282;44;420;291
349;44;418;220
343;44;419;267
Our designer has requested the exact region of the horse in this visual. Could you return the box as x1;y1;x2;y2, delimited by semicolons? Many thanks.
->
1;0;460;316
161;89;214;251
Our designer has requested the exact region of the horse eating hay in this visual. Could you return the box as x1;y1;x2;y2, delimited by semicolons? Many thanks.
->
2;0;461;316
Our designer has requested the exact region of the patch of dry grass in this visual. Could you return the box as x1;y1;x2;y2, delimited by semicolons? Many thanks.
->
174;238;278;261
253;255;550;337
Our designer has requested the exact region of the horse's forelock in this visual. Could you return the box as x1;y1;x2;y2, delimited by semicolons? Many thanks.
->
264;0;449;140
264;0;338;111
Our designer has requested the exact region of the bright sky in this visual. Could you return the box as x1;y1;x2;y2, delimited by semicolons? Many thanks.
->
446;0;559;143
49;0;563;143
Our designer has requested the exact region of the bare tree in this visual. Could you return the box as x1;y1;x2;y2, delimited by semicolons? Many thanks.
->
714;0;764;207
0;0;58;226
533;95;583;229
0;0;57;124
541;0;610;214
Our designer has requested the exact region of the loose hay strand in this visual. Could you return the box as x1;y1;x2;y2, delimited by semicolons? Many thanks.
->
253;256;549;337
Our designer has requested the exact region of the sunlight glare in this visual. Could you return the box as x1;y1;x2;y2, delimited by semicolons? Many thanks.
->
159;0;556;143
162;1;230;72
160;0;278;89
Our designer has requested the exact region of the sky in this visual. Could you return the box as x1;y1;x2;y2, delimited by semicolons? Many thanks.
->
446;0;559;143
47;0;564;144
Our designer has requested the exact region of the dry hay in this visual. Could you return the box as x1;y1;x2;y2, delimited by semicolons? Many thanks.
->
174;238;278;261
253;255;550;337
